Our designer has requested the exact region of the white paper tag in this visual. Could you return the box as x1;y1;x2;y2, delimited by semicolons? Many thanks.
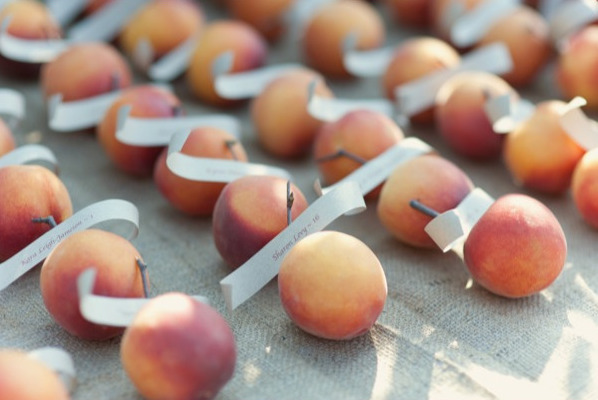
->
220;181;366;311
0;17;68;63
132;37;153;71
314;137;433;197
46;0;88;27
28;347;76;393
0;199;139;291
439;0;468;38
166;130;292;182
116;105;240;146
0;88;24;119
549;0;598;48
67;0;148;42
307;79;395;122
282;0;336;40
395;42;513;117
0;144;58;171
341;31;395;78
77;268;208;327
484;93;536;133
146;33;199;82
424;188;494;253
450;0;521;48
560;97;598;150
539;0;562;19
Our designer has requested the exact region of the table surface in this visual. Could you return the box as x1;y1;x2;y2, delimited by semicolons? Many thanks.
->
1;2;597;400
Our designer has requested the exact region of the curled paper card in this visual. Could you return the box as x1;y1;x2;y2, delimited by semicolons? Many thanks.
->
0;17;68;63
282;0;335;40
0;144;58;171
314;137;433;198
116;105;240;146
439;0;467;38
549;0;598;48
342;32;394;78
484;93;536;134
560;97;598;150
0;199;139;291
0;88;24;121
28;347;77;393
78;268;208;327
46;0;88;27
144;33;200;82
424;188;495;253
307;79;394;122
220;181;366;311
394;42;513;118
166;130;292;182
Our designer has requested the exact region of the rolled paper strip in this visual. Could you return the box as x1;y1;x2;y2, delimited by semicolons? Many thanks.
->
67;0;148;42
484;93;536;134
341;31;394;78
424;188;495;253
77;268;208;328
0;88;24;119
560;97;598;150
314;137;433;197
0;199;139;291
146;33;199;82
0;144;58;172
439;0;468;37
46;0;88;27
28;347;77;393
132;37;153;71
450;0;521;48
166;131;292;182
394;42;513;117
549;0;598;48
282;0;336;40
220;181;366;311
116;105;240;146
0;17;68;63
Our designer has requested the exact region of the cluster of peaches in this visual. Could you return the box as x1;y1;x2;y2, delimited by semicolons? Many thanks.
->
0;0;596;399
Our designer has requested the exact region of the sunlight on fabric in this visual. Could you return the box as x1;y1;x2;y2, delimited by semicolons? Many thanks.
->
243;363;262;386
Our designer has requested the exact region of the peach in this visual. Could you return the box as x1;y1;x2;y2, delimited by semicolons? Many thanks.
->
153;127;248;216
572;148;598;228
0;165;72;262
381;36;460;124
251;68;334;158
557;25;598;110
212;175;309;269
476;6;552;87
85;0;115;15
503;100;586;194
0;349;70;400
0;118;16;156
278;231;387;340
313;109;404;199
40;42;132;101
384;0;433;27
226;0;294;41
302;0;385;79
97;85;182;176
120;0;204;63
40;229;147;341
463;194;567;298
435;71;515;160
121;293;236;400
430;0;483;45
186;20;268;107
377;154;474;248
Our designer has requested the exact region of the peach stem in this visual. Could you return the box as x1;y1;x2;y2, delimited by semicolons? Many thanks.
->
409;199;439;218
315;149;367;165
135;257;150;298
31;216;57;228
286;180;294;226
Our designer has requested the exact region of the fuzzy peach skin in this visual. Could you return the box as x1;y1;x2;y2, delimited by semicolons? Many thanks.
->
382;36;460;124
40;229;147;341
302;0;385;79
572;148;598;228
212;175;309;269
557;25;598;110
187;20;268;107
0;165;72;262
0;349;70;400
313;109;404;199
476;6;552;87
278;231;387;340
251;68;334;158
97;85;182;176
0;118;16;156
40;42;132;101
226;0;294;41
121;293;236;400
463;194;567;298
384;0;433;27
153;127;248;216
503;100;586;195
120;0;204;62
377;154;474;248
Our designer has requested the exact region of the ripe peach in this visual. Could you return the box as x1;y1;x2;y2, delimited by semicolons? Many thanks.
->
121;292;236;400
463;194;567;298
503;100;586;194
212;175;309;269
0;349;70;400
226;0;294;41
435;71;515;160
0;165;72;262
251;68;334;158
40;229;147;341
313;109;404;199
278;231;387;340
377;154;474;248
384;0;433;27
153;127;248;216
97;85;182;176
302;0;385;78
572;148;598;228
40;42;132;101
381;36;460;124
0;119;16;156
186;20;268;107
